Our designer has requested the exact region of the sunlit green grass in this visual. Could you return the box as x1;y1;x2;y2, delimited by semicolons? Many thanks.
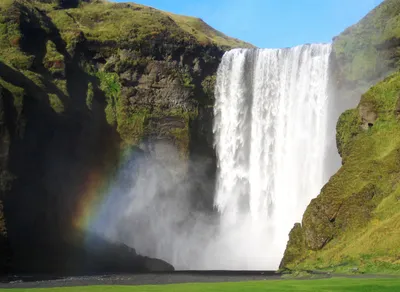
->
333;0;400;83
47;1;252;49
284;72;400;273
1;278;400;292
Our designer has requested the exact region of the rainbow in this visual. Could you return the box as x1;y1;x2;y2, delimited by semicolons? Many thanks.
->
73;147;138;234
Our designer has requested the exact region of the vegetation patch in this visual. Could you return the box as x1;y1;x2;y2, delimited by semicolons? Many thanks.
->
49;93;64;113
0;78;24;116
179;71;195;89
86;82;94;110
95;70;149;145
201;74;216;101
0;11;33;70
43;40;65;77
117;106;149;146
96;71;121;125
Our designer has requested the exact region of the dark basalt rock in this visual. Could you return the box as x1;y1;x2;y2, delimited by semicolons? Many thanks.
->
359;103;377;130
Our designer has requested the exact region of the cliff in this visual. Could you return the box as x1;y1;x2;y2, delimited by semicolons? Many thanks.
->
0;0;251;274
281;0;400;274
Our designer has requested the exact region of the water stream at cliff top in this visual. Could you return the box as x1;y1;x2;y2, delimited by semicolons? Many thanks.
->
212;44;332;269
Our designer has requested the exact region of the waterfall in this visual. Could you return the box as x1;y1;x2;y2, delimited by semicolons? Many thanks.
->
213;44;332;269
91;44;333;271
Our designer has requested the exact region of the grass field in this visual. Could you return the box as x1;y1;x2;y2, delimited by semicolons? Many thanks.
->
1;278;400;292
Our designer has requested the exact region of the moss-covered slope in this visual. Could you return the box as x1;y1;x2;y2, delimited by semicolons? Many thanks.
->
281;71;400;275
16;0;253;50
331;0;400;107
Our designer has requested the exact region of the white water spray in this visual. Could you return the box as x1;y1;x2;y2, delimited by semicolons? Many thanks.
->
213;44;332;269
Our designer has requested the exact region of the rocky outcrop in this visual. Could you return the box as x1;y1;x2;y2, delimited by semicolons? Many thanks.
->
279;223;306;269
0;0;250;274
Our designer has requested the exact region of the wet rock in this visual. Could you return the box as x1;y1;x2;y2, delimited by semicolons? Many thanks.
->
143;257;174;272
302;199;335;251
279;223;306;269
359;102;377;130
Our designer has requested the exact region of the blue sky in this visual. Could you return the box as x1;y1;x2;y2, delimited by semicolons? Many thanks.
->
114;0;383;48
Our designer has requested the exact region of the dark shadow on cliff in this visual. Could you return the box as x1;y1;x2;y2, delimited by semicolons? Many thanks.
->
187;108;217;212
0;54;170;274
185;46;223;213
0;85;17;274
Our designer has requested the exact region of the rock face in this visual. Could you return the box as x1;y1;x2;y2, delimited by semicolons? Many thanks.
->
0;0;251;274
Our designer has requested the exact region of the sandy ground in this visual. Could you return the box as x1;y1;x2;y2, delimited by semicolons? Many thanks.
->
0;271;281;288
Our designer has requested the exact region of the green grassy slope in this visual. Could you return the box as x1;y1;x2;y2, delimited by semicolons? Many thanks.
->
0;0;252;70
166;12;252;48
1;278;400;292
332;0;400;92
20;0;253;49
281;72;400;274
